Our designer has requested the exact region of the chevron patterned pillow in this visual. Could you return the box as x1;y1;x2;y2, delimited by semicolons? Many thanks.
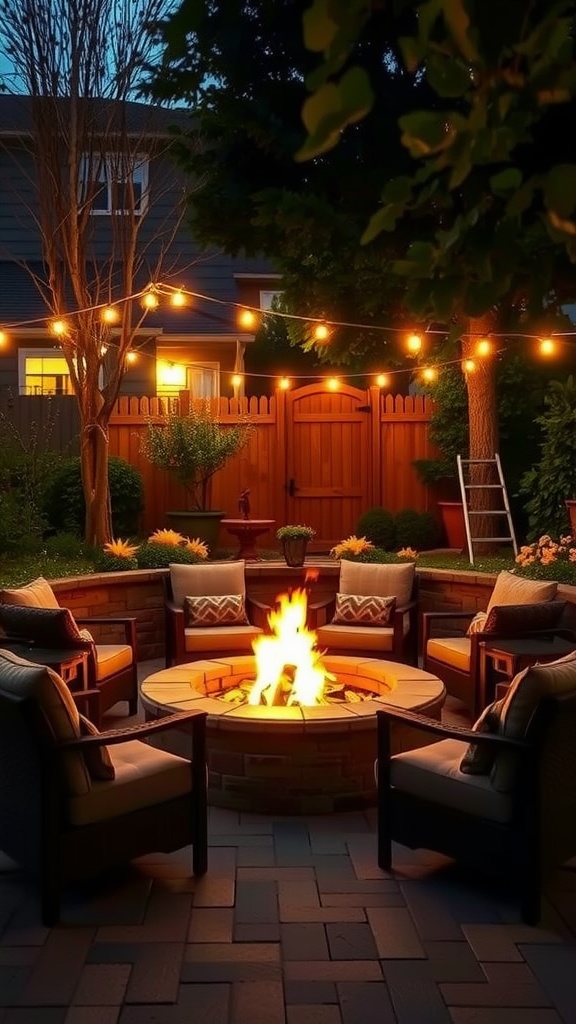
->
332;592;396;627
186;593;249;627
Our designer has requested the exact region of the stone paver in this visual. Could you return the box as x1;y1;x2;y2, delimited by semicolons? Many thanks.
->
1;675;576;1024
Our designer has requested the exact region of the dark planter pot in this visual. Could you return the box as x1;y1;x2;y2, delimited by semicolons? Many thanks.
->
281;537;309;567
437;501;466;552
166;510;225;551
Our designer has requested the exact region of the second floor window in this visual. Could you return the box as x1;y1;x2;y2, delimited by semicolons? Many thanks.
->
79;152;149;215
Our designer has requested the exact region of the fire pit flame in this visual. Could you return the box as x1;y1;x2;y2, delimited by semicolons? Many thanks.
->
248;587;334;707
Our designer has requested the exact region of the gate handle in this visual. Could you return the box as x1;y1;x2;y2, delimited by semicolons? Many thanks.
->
287;478;299;496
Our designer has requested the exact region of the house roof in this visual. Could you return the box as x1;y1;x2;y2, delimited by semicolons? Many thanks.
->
0;94;191;138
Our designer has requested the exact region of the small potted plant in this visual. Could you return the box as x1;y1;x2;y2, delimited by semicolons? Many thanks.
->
276;524;316;567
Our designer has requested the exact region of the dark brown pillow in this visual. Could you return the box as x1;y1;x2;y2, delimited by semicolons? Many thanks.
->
460;698;506;775
483;601;566;635
0;605;95;651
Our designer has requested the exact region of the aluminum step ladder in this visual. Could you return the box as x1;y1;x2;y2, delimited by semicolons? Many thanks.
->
457;454;518;565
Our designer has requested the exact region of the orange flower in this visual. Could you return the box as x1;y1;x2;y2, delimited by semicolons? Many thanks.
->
330;535;375;559
183;537;209;559
149;528;186;546
103;538;139;559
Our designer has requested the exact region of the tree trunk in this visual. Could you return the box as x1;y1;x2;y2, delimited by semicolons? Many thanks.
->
80;417;112;547
462;314;500;547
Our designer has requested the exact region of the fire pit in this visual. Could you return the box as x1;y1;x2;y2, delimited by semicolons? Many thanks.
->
141;584;445;812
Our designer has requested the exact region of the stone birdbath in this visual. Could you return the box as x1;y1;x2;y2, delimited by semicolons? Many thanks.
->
221;489;274;560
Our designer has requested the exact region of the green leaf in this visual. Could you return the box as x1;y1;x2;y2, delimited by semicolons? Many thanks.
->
300;82;342;136
302;0;338;53
407;240;436;263
361;204;402;244
338;65;374;124
489;167;523;194
399;110;456;157
544;165;576;218
548;209;576;236
505;177;536;216
399;34;425;72
382;176;413;204
440;0;480;63
426;52;471;97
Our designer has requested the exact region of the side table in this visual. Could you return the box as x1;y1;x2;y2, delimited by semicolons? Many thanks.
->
479;636;575;709
0;642;99;723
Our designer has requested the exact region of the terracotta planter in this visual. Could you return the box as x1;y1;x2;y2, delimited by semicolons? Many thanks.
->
566;500;576;536
281;536;309;567
437;501;466;551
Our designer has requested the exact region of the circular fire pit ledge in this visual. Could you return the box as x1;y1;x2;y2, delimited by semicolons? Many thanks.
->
140;655;446;815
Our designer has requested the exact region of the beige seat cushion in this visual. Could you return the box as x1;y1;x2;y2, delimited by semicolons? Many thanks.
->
184;624;262;653
0;648;90;795
1;576;60;608
390;738;512;824
316;622;395;653
339;560;415;609
426;636;471;673
486;571;558;615
94;644;133;682
170;560;246;609
68;739;192;826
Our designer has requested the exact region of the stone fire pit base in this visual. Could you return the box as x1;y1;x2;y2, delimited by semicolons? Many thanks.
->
140;655;445;815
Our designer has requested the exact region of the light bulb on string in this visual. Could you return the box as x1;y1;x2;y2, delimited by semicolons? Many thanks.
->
421;366;437;383
231;373;243;388
313;321;330;342
539;337;556;357
476;337;493;357
49;319;68;337
125;350;137;365
142;287;159;310
375;373;390;388
237;308;257;330
406;332;422;355
100;344;108;357
170;289;187;308
278;376;291;390
0;330;7;347
462;358;476;374
101;306;119;325
326;377;340;391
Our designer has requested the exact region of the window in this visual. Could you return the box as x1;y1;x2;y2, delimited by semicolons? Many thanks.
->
19;350;74;396
260;289;284;311
79;152;149;215
156;360;219;399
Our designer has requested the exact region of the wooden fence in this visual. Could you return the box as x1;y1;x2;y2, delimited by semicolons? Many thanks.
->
0;385;437;549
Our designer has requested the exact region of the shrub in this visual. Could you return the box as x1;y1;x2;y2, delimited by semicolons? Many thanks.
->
340;547;409;564
519;377;576;540
94;552;139;573
356;507;396;550
394;508;441;550
44;456;144;536
136;542;206;569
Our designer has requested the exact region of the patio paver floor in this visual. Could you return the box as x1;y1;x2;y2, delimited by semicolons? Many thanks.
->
1;660;575;1024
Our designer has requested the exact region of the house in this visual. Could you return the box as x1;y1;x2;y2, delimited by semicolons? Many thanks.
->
0;95;282;400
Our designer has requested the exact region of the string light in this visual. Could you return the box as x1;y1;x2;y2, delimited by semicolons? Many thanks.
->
406;332;422;355
476;337;493;357
125;350;137;364
231;373;243;387
326;377;340;390
49;319;68;337
421;367;437;383
100;344;108;357
462;358;476;374
375;373;390;388
170;289;187;308
313;322;330;342
237;308;257;330
101;306;120;325
0;330;6;346
278;376;291;390
539;337;556;356
142;287;159;310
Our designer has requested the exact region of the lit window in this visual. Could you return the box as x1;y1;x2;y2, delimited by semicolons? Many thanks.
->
259;290;283;311
20;351;74;395
156;360;219;399
79;152;149;215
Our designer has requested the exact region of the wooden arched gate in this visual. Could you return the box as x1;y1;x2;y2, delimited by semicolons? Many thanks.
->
283;383;374;551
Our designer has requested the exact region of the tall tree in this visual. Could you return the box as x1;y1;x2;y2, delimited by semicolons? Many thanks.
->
0;0;194;545
148;0;437;368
